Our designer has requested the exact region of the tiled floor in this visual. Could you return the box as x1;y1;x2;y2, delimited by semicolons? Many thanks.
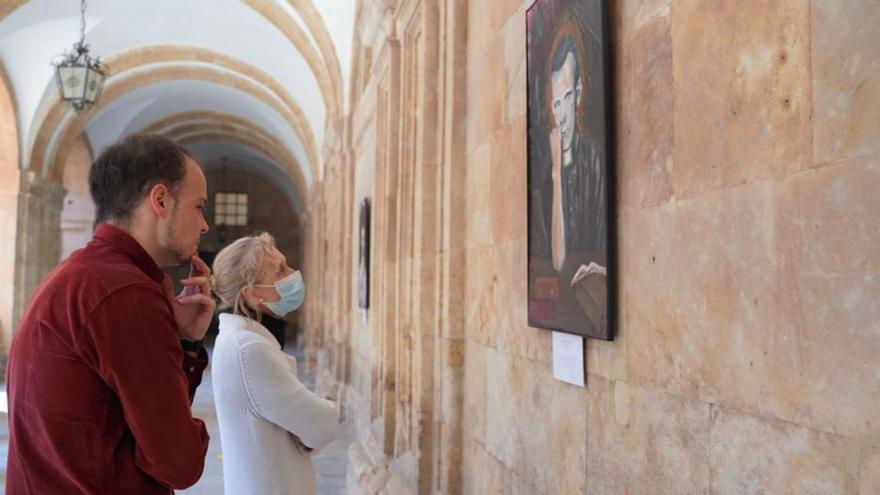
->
0;345;353;494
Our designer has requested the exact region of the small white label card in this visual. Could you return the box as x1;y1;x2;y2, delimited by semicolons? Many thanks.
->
552;331;585;387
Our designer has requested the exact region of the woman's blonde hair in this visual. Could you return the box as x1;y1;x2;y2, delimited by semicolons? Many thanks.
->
211;232;278;322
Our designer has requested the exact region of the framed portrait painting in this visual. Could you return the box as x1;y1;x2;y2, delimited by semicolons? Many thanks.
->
358;197;370;309
526;0;614;340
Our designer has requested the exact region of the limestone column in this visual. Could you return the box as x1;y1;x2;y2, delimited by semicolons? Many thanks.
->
0;169;22;353
12;172;66;333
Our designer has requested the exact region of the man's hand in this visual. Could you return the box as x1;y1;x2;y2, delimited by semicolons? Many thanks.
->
163;255;216;342
570;262;607;286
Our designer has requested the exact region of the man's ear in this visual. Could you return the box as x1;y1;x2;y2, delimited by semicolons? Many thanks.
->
148;183;171;217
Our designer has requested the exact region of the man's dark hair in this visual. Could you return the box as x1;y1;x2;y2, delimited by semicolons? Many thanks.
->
551;33;580;85
89;134;190;225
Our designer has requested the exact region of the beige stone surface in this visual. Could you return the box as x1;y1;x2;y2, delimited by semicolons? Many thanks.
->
468;0;527;57
710;406;859;494
462;342;488;444
586;378;712;494
778;155;880;437
671;0;812;200
625;156;880;438
502;5;527;126
860;445;880;495
465;32;507;151
461;436;504;495
812;0;880;166
463;244;499;348
491;239;552;364
617;0;672;42
624;181;785;408
464;141;493;248
305;1;880;493
483;347;586;494
489;118;527;245
620;11;674;209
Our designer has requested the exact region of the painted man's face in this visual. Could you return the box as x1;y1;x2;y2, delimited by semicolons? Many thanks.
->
550;52;581;153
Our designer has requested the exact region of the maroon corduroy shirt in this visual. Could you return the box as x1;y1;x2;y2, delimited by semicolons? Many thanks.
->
6;224;210;494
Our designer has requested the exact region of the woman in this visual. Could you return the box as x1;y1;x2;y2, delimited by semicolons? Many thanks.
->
210;233;338;494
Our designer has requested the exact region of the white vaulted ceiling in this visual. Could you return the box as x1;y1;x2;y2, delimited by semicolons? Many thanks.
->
0;0;357;199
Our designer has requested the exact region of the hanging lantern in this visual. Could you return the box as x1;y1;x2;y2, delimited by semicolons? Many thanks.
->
52;0;108;112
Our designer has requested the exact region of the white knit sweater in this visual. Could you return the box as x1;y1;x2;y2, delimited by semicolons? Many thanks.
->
212;313;339;495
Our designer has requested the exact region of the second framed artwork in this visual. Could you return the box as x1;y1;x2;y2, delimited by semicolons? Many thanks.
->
526;0;614;340
358;197;371;310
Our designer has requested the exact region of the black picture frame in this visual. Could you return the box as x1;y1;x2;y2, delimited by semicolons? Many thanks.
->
526;0;616;340
358;197;371;309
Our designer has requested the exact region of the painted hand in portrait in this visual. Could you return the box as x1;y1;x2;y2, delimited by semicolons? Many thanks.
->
527;0;612;340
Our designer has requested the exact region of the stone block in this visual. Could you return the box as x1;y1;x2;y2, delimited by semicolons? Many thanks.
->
620;11;674;209
461;436;504;495
860;445;880;495
586;379;711;493
624;181;793;414
503;7;527;124
710;406;859;494
489;117;527;245
463;245;500;347
625;156;880;438
462;342;488;443
464;141;493;247
503;469;540;495
628;384;711;493
584;375;627;494
444;248;467;339
466;33;507;150
671;0;812;200
812;0;880;165
491;240;553;365
468;0;527;56
484;348;586;493
618;0;673;42
778;156;880;437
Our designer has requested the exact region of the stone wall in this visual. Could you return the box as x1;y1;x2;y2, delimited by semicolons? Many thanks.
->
306;0;880;493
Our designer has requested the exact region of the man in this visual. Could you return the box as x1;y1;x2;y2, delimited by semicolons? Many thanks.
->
548;33;607;275
530;30;609;339
6;134;215;493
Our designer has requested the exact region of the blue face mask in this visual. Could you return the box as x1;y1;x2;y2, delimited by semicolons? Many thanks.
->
254;270;305;316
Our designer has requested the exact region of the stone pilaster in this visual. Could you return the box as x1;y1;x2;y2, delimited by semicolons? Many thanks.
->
13;172;66;333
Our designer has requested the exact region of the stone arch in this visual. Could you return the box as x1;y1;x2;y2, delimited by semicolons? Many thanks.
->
173;130;307;210
201;155;301;217
0;0;343;128
0;60;18;169
137;111;309;203
239;0;341;124
140;110;269;135
162;123;308;205
0;60;20;348
27;46;318;183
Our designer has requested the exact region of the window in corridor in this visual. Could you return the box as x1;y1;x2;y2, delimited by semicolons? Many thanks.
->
214;192;248;226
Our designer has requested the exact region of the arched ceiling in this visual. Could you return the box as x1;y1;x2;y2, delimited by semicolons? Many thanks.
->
0;0;356;193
